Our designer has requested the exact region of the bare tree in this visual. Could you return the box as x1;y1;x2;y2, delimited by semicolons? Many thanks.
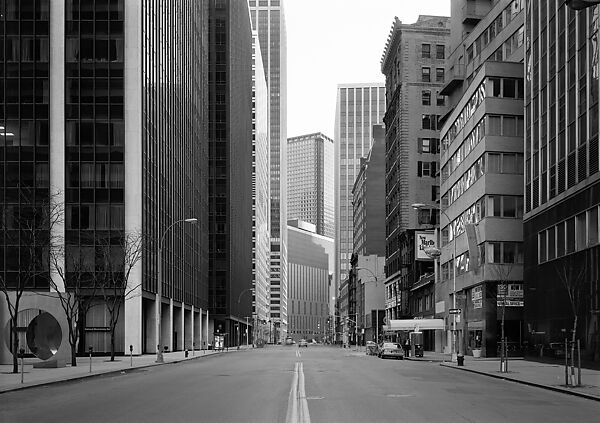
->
490;262;515;373
555;255;587;386
45;243;99;367
0;188;62;373
97;231;143;361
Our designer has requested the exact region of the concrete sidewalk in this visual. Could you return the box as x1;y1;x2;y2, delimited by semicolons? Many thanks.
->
0;346;252;394
404;351;600;401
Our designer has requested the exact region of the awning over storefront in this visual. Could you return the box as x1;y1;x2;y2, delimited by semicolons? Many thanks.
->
382;319;445;332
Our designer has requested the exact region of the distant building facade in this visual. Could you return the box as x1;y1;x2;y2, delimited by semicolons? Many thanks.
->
380;16;451;323
334;83;386;303
287;132;334;238
351;124;386;343
287;220;334;342
249;0;289;343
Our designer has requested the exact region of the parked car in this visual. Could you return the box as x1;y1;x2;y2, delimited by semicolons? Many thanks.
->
285;337;294;345
547;342;572;359
298;339;308;347
378;342;403;359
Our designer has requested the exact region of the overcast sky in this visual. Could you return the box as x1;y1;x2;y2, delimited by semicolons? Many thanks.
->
285;0;451;139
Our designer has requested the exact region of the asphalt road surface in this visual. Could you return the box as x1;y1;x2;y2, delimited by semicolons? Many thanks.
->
1;346;599;423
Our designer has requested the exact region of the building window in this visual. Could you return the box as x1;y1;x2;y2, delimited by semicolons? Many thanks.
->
420;138;431;153
422;43;431;58
436;95;445;106
436;68;445;83
422;90;431;105
417;161;437;177
436;44;445;59
422;67;431;82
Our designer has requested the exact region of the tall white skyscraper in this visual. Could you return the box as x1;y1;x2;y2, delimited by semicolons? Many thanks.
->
287;132;335;238
334;83;386;294
251;31;271;330
249;0;288;342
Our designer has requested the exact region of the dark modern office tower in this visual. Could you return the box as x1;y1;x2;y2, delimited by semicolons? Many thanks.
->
249;0;289;342
380;16;450;322
524;1;600;359
208;0;254;347
0;1;210;363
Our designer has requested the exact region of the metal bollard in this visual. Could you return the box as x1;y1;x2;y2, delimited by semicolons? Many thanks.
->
129;345;133;367
89;346;93;373
19;348;25;384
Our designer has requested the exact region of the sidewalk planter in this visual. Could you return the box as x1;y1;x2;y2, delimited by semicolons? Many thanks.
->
472;349;481;358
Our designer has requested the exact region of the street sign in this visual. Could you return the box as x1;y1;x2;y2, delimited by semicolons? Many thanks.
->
449;308;461;315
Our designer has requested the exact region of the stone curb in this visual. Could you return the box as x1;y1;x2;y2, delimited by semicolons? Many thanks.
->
0;348;247;395
440;362;600;402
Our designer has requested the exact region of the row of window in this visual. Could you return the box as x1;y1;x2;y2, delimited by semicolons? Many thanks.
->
422;114;442;130
421;43;445;60
487;77;524;99
65;204;124;230
422;67;444;83
440;241;523;281
442;114;524;184
444;195;524;244
421;90;445;106
442;81;486;149
418;138;440;154
417;161;438;178
489;27;525;62
465;0;524;64
538;206;600;264
66;163;124;188
445;152;524;207
1;38;50;62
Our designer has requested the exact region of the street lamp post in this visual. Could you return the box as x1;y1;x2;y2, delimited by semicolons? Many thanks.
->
412;203;458;362
156;218;198;363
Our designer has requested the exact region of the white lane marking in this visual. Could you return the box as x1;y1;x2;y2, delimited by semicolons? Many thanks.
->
296;349;301;358
286;362;299;423
286;362;311;423
298;362;311;423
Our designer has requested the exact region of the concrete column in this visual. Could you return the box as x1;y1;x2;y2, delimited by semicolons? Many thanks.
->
145;299;156;354
190;305;195;351
196;308;202;350
168;299;174;351
183;304;191;350
49;0;65;293
123;0;143;355
206;310;210;349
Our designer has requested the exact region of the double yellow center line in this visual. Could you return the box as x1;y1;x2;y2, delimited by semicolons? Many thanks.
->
286;361;311;423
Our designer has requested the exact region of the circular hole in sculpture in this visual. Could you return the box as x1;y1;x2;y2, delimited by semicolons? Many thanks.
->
26;312;62;361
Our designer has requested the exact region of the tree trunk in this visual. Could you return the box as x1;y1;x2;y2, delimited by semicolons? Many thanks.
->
571;315;578;386
110;330;116;361
11;318;19;374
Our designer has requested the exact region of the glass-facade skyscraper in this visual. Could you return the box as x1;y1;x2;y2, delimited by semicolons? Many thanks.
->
287;132;334;238
524;0;600;358
0;0;211;359
334;83;385;293
249;0;288;341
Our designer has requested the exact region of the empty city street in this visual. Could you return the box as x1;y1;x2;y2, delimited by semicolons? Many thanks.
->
1;346;598;423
